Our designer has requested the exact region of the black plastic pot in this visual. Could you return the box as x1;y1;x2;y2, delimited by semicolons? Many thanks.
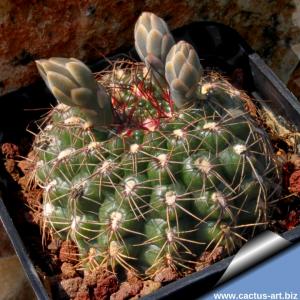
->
0;21;300;300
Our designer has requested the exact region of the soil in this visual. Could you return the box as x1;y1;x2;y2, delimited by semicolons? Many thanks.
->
0;66;299;299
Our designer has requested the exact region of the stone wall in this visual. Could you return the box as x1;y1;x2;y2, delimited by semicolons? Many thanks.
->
1;0;300;97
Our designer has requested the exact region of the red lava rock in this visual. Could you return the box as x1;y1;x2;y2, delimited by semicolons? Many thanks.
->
60;277;83;299
83;271;99;287
59;240;78;263
139;280;161;297
75;288;90;300
289;170;300;193
1;143;19;158
61;262;77;279
279;210;300;230
111;272;143;300
83;268;109;287
93;274;119;300
4;158;17;175
110;280;143;300
153;267;179;283
127;271;141;283
110;282;132;300
1;143;29;183
126;273;143;294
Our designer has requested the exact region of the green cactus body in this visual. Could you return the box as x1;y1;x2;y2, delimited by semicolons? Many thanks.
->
33;12;280;277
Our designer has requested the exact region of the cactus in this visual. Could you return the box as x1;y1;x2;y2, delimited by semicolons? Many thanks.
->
32;12;280;277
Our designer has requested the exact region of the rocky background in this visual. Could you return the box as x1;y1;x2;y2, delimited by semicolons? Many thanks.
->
1;0;300;97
